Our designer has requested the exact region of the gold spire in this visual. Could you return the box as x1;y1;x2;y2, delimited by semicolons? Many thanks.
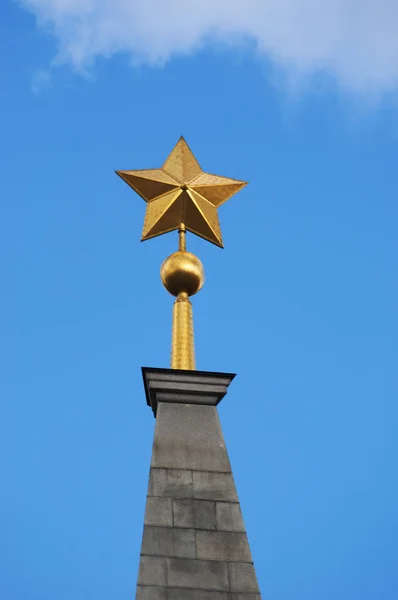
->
116;137;247;370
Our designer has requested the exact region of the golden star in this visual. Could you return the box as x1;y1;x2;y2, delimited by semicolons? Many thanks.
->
116;137;247;248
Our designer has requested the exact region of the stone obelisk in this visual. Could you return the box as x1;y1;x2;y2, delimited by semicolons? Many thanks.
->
117;138;261;600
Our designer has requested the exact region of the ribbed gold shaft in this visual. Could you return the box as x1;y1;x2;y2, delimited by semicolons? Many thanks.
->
171;291;195;370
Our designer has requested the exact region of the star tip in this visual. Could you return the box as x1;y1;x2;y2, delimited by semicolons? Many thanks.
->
141;232;153;243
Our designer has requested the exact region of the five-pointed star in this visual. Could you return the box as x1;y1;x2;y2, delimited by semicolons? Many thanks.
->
116;137;247;248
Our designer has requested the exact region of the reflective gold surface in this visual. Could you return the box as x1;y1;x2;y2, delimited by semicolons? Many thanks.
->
116;137;247;248
116;139;247;370
161;251;204;298
171;292;195;370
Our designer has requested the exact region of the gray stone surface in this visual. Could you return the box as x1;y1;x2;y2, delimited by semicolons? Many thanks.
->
167;592;261;600
135;368;261;600
196;531;252;562
151;403;232;472
136;586;166;600
149;468;193;499
173;499;216;530
228;595;262;600
216;502;245;532
142;368;235;415
166;589;200;600
170;589;230;600
167;558;229;590
193;472;238;502
144;497;173;527
137;556;167;587
141;526;196;559
229;563;260;593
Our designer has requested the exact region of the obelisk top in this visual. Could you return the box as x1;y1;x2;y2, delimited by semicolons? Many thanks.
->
116;137;247;370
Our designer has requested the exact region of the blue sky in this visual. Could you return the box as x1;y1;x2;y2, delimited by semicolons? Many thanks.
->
1;1;398;599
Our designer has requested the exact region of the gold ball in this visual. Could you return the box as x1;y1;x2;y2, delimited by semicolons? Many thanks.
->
160;251;205;297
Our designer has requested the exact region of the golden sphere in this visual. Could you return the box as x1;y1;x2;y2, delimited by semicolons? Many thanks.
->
160;251;205;297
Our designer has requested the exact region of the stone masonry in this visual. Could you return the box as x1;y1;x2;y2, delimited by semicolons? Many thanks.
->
137;368;262;600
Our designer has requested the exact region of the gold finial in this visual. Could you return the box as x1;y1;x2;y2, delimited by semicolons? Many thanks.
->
116;137;247;370
160;224;204;370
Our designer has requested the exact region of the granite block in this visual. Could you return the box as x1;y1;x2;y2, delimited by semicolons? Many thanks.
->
145;497;173;527
167;558;229;590
136;585;166;600
229;595;261;600
137;556;167;587
196;531;252;562
148;468;193;499
167;591;229;600
166;590;198;600
173;499;216;530
216;502;245;532
141;526;196;559
229;563;260;593
193;472;238;502
151;404;231;472
166;592;261;600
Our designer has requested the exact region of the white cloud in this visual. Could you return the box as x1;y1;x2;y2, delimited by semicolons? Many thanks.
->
20;0;398;94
